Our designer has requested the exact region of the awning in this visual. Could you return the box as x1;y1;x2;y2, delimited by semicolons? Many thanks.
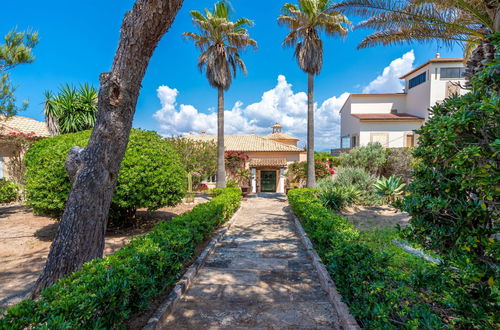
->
249;158;287;167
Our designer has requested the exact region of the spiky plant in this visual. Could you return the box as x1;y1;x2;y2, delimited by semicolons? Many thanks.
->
43;84;98;135
278;0;350;188
333;0;499;79
184;1;256;188
374;175;406;203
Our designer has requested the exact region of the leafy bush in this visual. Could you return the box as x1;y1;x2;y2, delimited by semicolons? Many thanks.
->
382;147;415;183
334;166;384;205
287;160;334;186
338;142;386;176
24;129;186;223
402;54;499;326
0;188;241;329
0;178;19;203
374;176;405;203
288;189;451;328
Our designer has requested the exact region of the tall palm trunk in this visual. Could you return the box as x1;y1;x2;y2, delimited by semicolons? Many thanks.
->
31;0;184;296
216;86;226;188
306;72;316;188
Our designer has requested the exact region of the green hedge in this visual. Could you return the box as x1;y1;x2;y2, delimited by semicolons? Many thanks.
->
288;189;446;328
24;129;185;221
0;188;241;329
0;178;20;203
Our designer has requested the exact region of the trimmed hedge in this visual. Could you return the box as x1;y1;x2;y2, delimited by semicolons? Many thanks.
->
24;129;185;221
288;189;446;328
0;188;241;329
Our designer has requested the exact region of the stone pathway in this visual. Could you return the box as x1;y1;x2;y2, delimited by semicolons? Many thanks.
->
163;194;339;329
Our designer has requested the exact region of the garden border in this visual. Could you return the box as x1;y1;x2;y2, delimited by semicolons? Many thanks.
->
143;204;243;330
289;209;360;330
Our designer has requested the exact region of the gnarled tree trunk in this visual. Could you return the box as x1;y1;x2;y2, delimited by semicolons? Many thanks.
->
32;0;184;297
306;72;316;188
216;86;226;188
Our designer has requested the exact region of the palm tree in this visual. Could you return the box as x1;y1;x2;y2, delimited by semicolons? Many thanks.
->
184;1;256;188
44;84;98;135
278;0;350;188
333;0;499;79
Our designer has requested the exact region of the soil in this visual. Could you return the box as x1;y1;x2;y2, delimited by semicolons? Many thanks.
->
0;199;208;309
342;204;411;230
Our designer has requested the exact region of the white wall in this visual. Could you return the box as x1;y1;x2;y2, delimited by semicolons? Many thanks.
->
350;95;407;114
340;98;360;142
429;63;467;106
405;67;431;119
359;121;423;148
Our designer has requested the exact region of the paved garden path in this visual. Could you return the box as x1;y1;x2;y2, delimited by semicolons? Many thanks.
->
163;194;340;329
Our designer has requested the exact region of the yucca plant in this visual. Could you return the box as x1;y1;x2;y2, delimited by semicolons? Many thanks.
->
43;84;98;135
374;175;406;203
333;0;499;79
278;0;351;188
318;184;360;211
184;1;256;188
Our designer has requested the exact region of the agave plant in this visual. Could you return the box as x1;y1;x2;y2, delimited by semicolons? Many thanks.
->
44;84;98;135
373;175;406;203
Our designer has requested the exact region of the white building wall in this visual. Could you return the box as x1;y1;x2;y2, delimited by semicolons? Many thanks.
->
350;95;407;114
405;67;431;120
359;121;423;148
429;63;467;105
340;98;360;145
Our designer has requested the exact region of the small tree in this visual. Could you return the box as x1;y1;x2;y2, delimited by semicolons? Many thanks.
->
338;142;386;176
0;29;39;116
43;84;98;135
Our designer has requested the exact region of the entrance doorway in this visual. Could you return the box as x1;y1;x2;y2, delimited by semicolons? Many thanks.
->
260;171;277;192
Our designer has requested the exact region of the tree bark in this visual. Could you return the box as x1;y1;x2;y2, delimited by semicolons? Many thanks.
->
31;0;184;297
216;86;226;188
306;72;316;188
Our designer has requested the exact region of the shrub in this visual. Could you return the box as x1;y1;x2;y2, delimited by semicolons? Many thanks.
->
338;142;386;176
0;188;241;329
0;178;20;203
402;53;499;326
24;129;186;222
287;160;334;186
333;166;384;205
288;189;449;328
317;178;360;211
382;147;415;182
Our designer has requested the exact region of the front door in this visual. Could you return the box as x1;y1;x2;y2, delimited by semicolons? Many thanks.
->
260;171;276;192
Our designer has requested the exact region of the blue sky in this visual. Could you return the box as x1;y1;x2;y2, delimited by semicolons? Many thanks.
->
2;0;463;150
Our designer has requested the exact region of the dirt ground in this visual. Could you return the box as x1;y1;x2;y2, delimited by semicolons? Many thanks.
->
0;199;207;308
342;205;411;230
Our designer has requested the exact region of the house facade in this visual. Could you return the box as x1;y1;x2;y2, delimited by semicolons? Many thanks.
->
187;124;306;193
0;116;50;180
334;55;467;154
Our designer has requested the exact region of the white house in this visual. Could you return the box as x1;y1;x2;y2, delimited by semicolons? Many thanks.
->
334;55;467;154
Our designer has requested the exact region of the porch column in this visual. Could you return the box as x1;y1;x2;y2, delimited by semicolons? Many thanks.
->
279;168;285;193
251;168;256;193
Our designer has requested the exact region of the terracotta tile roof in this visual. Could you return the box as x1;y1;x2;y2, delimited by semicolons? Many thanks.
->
400;57;464;79
0;115;50;137
351;113;424;121
249;158;288;167
186;134;304;152
263;132;299;141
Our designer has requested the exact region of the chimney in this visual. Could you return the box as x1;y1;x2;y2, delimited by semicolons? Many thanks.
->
436;53;441;58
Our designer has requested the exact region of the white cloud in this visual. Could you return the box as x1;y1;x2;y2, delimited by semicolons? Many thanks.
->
362;50;415;93
153;51;414;150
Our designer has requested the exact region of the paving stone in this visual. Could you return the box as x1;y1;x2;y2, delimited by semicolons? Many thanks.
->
161;195;339;329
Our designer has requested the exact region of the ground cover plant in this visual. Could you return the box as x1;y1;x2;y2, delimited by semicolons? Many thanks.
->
24;129;185;225
0;188;241;329
288;188;490;328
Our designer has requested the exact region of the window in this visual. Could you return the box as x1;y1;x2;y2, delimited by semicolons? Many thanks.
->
341;136;350;149
351;135;357;147
408;72;426;89
370;133;389;147
0;157;3;178
440;67;465;79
